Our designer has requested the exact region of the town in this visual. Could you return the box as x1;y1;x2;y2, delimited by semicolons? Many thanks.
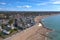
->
0;11;60;40
0;12;36;39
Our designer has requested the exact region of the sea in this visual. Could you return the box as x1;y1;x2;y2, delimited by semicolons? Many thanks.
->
41;14;60;40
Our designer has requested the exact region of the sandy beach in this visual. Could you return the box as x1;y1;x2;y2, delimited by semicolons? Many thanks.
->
3;15;53;40
4;24;51;40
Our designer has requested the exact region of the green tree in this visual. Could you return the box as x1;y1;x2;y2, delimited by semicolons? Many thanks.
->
8;19;14;25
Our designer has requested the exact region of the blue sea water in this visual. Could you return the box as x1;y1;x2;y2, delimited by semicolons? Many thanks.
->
41;15;60;40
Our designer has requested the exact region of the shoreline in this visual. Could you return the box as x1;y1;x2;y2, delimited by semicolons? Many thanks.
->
4;15;52;40
30;15;53;40
34;14;56;40
3;14;58;40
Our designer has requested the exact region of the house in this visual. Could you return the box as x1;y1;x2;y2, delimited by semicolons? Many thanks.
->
2;25;14;35
3;30;10;35
27;24;31;27
7;24;15;29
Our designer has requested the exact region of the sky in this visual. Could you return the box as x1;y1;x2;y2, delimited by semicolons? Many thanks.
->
0;0;60;11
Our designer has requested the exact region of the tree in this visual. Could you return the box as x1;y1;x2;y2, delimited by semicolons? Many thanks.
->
8;19;14;25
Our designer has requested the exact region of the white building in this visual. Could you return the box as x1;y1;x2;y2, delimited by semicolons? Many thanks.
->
38;23;42;27
3;30;10;34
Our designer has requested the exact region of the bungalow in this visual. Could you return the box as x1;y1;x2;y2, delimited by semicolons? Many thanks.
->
7;24;15;29
3;30;10;35
2;25;14;35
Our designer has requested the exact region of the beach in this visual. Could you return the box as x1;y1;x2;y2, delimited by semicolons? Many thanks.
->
3;15;53;40
4;23;51;40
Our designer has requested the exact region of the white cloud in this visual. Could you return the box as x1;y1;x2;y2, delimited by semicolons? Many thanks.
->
0;2;6;5
16;5;32;8
36;0;60;5
52;1;60;4
49;0;60;4
36;2;48;5
50;0;60;1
